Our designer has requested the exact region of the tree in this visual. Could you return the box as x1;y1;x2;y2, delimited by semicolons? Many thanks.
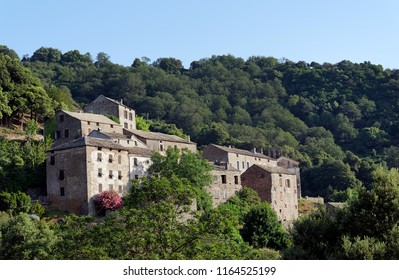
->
240;202;291;250
0;213;57;259
30;47;62;63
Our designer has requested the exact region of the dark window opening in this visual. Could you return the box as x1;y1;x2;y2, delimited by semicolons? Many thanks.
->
133;158;138;166
64;129;69;138
134;175;139;179
109;170;113;179
55;131;61;139
221;175;227;184
98;168;102;177
50;156;55;165
234;176;239;185
59;115;64;122
60;187;65;196
59;170;65;180
118;171;122;180
109;155;113;163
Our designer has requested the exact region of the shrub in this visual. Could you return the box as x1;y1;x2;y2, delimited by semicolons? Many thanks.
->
95;190;123;212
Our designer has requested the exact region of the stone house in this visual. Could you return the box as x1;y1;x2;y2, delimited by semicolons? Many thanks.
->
46;136;130;215
241;164;299;224
203;144;277;173
53;110;122;146
207;162;242;207
277;156;301;198
124;129;197;155
88;129;148;148
84;94;136;130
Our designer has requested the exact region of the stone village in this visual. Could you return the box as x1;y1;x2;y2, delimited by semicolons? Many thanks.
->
46;95;301;224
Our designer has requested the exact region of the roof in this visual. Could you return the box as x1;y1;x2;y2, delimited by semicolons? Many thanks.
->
60;110;120;125
126;129;193;144
128;147;154;157
277;156;299;165
209;144;274;160
49;136;128;152
251;164;296;175
96;94;133;110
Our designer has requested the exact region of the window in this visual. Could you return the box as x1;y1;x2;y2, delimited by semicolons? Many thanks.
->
221;175;227;184
246;161;250;168
55;131;61;139
124;122;128;129
133;158;138;166
59;170;64;180
64;129;69;138
118;171;122;180
160;144;164;152
50;156;55;165
134;175;139;179
109;154;113;163
237;161;240;170
97;152;102;161
127;140;130;144
134;141;137;146
98;168;102;177
223;189;227;199
124;110;128;119
96;122;99;126
129;112;133;121
286;179;291;188
234;176;239;185
59;115;64;122
87;121;91;125
109;184;113;191
236;154;239;157
98;184;103;193
98;147;102;151
118;185;123;193
110;124;114;128
118;155;122;164
109;170;113;179
214;189;220;199
60;187;65;196
242;161;245;169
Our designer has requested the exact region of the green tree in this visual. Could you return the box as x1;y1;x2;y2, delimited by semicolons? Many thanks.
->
240;202;291;250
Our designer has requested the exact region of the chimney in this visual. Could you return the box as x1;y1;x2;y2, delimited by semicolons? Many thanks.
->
225;162;229;170
187;135;191;142
253;148;257;154
260;147;264;154
228;145;232;148
120;99;123;105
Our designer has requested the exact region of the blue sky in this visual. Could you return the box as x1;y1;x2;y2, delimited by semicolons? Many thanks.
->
2;0;399;69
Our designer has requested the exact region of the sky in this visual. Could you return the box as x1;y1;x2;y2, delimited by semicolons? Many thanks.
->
2;0;399;69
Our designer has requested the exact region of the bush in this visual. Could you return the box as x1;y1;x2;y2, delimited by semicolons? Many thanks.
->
30;201;45;217
0;191;31;214
95;191;123;212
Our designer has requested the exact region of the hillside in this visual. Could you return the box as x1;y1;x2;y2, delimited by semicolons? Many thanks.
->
2;45;399;199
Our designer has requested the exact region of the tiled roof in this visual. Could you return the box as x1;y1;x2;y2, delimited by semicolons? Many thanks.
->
61;110;119;125
128;147;154;157
209;144;274;160
253;164;296;175
212;163;239;172
126;129;193;144
49;137;128;151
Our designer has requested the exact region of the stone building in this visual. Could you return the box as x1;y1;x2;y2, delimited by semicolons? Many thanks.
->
241;164;298;224
203;144;277;173
277;156;301;198
88;129;148;148
84;95;136;130
207;162;242;207
53;110;122;146
46;136;130;215
124;129;197;155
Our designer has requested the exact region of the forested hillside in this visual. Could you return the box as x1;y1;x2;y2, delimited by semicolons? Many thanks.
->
2;45;399;199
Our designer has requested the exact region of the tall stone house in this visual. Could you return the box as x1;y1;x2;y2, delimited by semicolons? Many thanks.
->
241;164;299;225
84;94;136;130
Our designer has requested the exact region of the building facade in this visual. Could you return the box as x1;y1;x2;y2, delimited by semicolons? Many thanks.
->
203;144;277;173
207;162;242;207
84;94;136;130
47;137;130;215
241;164;298;225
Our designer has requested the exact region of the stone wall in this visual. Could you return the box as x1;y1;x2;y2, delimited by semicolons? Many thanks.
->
46;146;88;214
86;145;130;215
241;165;298;223
207;165;242;207
141;139;197;154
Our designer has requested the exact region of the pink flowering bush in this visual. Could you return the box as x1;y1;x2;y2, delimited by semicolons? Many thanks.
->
95;190;123;212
